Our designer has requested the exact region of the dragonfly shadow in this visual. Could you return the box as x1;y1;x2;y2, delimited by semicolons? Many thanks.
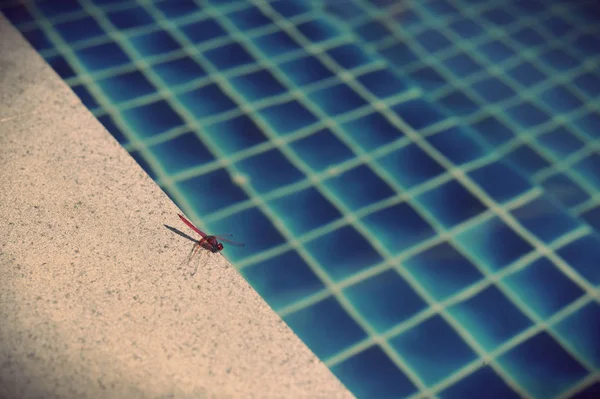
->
164;224;198;244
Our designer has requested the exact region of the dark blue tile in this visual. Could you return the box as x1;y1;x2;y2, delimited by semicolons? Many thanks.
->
539;85;584;114
423;0;460;16
581;206;600;233
574;112;600;140
279;55;334;86
229;69;287;102
177;169;249;215
227;5;271;31
389;315;478;386
505;144;551;178
540;48;579;72
155;0;201;19
416;29;453;53
511;197;581;243
129;150;156;180
270;0;311;17
456;217;534;272
557;234;600;285
234;148;304;194
107;6;155;30
324;0;363;19
426;126;487;165
356;68;409;99
404;242;484;301
258;99;318;135
477;40;515;63
324;164;395;211
252;30;302;58
438;90;480;117
177;83;237;120
377;143;445;188
180;18;228;45
308;83;368;116
498;332;588;398
540;15;574;37
1;5;34;25
507;61;547;88
554;301;600;369
98;114;128;145
71;84;99;110
379;42;419;68
449;19;484;39
470;116;515;147
289;129;354;172
354;20;392;43
536;127;584;159
572;34;600;57
344;269;427;333
21;28;52;51
332;345;418;399
392;98;446;130
362;202;437;255
570;382;600;399
204;114;267;155
327;42;374;69
417;179;487;230
481;7;514;25
130;30;181;57
284;297;367;359
440;366;521;399
97;70;156;104
241;250;325;311
75;41;131;72
408;66;448;91
148;131;214;174
573;153;600;191
306;226;383;281
296;18;342;43
269;187;342;236
468;161;532;204
341;112;404;152
47;54;76;79
510;26;545;47
203;41;255;71
152;56;206;87
37;0;82;17
122;100;185;138
506;101;550;128
504;257;585;319
512;0;545;14
443;53;484;78
574;72;600;99
472;77;516;103
55;16;104;44
447;285;532;351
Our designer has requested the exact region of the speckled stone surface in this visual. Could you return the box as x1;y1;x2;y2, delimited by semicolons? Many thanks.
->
0;15;354;399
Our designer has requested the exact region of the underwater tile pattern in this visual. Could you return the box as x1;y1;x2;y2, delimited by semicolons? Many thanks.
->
3;0;599;397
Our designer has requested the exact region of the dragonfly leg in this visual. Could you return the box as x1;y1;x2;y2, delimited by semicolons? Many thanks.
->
190;243;203;276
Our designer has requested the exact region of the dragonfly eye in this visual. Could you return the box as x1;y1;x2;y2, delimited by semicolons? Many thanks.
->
217;243;223;251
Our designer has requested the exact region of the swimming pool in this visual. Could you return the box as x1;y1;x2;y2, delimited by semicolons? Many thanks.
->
3;0;599;397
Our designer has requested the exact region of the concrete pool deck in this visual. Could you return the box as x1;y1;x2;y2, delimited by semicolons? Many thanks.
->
0;14;354;399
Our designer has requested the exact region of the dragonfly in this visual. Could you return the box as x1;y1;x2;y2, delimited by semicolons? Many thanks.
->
177;213;245;275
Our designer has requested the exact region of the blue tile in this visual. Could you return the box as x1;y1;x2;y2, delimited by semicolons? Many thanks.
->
477;40;515;63
447;285;532;351
155;0;201;19
76;41;131;72
306;226;383;281
541;174;589;213
130;30;181;57
554;301;600;369
443;53;484;78
37;0;82;17
148;132;214;174
230;69;287;102
130;150;156;180
178;83;237;120
284;297;367;359
180;18;228;45
571;382;600;399
1;5;34;25
426;126;487;165
235;148;304;194
377;143;445;188
241;250;325;311
507;61;547;88
449;19;484;39
574;72;600;99
468;161;531;204
581;206;600;233
289;129;354;172
538;85;584;114
511;197;581;243
506;101;550;128
481;7;515;25
573;153;600;191
296;18;342;43
107;6;155;30
536;127;584;159
227;5;271;31
423;0;460;16
572;34;600;57
122;100;185;138
206;206;286;261
270;0;311;17
389;315;478;386
540;48;578;72
439;366;521;399
341;112;404;152
470;116;514;147
279;55;335;86
47;54;75;79
392;98;446;130
71;84;99;111
356;68;409;99
177;169;249;215
258;99;318;135
472;77;516;103
98;114;128;145
344;269;427;333
204;41;255;71
152;56;206;87
574;112;600;140
308;83;368;116
354;20;392;43
438;90;480;117
203;114;268;155
21;28;52;51
415;29;453;53
505;144;551;178
332;346;417;399
269;187;342;236
326;42;374;69
252;30;302;57
498;332;588;398
504;257;585;319
512;0;545;14
324;164;395;211
379;43;419;68
510;26;545;47
404;242;484;301
557;234;600;285
362;202;437;255
97;70;156;104
55;16;104;44
408;66;447;91
456;217;534;272
540;15;574;37
324;0;364;19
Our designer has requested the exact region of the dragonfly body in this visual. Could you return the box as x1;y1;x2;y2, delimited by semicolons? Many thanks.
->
178;213;243;253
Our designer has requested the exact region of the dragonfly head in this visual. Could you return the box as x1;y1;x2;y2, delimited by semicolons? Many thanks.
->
215;242;224;252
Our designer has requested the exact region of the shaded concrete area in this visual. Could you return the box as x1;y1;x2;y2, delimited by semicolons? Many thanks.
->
0;14;353;399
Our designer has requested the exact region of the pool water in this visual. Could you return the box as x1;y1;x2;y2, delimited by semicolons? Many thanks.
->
3;0;599;397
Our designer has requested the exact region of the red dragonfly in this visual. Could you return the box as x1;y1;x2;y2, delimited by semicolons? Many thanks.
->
178;214;244;275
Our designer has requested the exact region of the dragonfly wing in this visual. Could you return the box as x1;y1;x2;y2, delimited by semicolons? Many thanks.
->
215;235;245;247
178;214;207;238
